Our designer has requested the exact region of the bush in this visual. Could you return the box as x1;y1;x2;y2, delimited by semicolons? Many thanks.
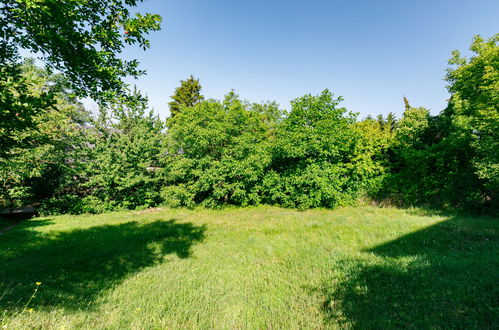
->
161;93;274;208
262;90;384;209
38;195;115;215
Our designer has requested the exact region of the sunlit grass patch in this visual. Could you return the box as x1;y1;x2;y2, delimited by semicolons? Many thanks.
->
1;206;497;328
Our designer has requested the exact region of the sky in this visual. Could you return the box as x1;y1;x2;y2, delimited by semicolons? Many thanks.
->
110;0;499;119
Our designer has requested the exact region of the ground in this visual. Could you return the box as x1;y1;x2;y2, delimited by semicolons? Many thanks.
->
0;206;497;329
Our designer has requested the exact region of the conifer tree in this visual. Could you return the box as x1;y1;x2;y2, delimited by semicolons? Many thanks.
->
376;114;385;130
385;112;397;134
168;75;204;118
403;96;411;112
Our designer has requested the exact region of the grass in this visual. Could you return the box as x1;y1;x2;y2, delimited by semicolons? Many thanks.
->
0;206;497;329
0;217;16;232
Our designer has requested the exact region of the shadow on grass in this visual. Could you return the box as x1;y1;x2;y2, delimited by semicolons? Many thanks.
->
322;214;499;329
0;219;205;311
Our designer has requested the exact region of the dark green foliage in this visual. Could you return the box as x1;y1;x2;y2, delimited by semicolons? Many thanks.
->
0;58;53;157
168;75;204;119
376;114;385;130
54;92;165;213
86;97;165;210
445;34;498;209
403;96;411;111
0;60;89;211
1;0;163;213
161;90;387;210
379;103;483;209
378;34;498;212
385;112;397;134
375;112;397;134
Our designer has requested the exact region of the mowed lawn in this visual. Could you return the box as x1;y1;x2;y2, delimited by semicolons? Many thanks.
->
0;206;497;329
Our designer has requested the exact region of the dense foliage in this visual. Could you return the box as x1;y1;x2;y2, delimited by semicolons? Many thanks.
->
39;92;165;215
262;91;379;209
163;93;272;208
1;0;161;101
168;75;204;119
1;32;497;214
0;59;88;211
0;0;163;213
379;34;498;211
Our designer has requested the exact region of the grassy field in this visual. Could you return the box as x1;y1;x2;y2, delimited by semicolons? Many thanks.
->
0;206;497;329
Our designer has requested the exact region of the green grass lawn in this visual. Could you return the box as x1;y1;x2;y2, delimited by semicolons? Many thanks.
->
0;206;497;329
0;218;11;232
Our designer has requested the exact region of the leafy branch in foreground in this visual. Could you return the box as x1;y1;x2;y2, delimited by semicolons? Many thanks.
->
0;0;162;101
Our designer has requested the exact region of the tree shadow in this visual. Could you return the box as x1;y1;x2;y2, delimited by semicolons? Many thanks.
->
0;218;205;312
322;214;499;329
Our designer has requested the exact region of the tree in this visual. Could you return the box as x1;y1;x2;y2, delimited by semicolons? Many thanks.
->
0;57;54;158
380;96;484;210
247;100;285;129
385;112;397;134
0;1;162;213
445;34;498;209
377;114;385;130
375;112;397;134
1;0;162;101
349;117;392;199
382;103;451;206
395;106;430;148
0;60;89;211
262;90;367;209
163;92;272;207
403;96;411;111
168;75;204;118
66;91;166;213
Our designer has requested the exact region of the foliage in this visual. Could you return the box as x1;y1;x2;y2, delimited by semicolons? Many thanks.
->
168;75;204;119
445;34;498;209
0;59;88;210
34;90;166;215
350;117;393;193
67;92;165;213
0;0;162;212
378;34;498;212
0;0;161;101
2;33;497;214
162;92;273;207
0;58;53;157
376;111;397;134
263;90;383;209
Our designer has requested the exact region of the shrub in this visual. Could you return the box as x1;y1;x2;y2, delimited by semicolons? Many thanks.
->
161;93;275;207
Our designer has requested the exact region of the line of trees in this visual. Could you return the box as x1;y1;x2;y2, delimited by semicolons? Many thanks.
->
0;1;497;215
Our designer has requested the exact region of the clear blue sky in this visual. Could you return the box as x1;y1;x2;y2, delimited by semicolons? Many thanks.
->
118;0;499;119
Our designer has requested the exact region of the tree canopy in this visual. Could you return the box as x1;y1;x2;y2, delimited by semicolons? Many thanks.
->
168;75;204;118
0;0;162;101
445;34;499;207
1;32;497;214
